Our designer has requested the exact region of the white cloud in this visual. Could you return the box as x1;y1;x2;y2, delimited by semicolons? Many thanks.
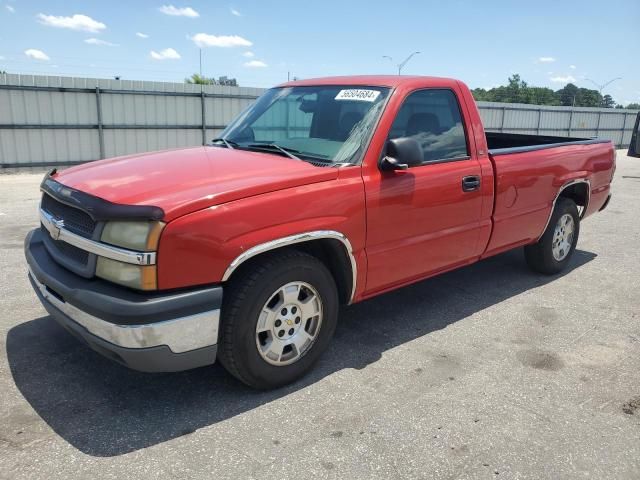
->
569;65;576;70
190;33;252;48
244;60;267;68
85;38;118;46
37;13;106;32
150;47;181;60
159;5;199;17
538;57;556;63
242;51;254;58
550;75;576;83
0;55;5;60
6;5;15;13
24;49;50;61
230;8;241;16
136;32;149;39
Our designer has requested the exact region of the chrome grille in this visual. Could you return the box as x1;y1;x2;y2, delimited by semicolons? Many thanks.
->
40;193;99;277
41;193;96;238
41;225;90;266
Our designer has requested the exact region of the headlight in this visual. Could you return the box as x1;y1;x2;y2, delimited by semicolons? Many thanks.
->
96;257;157;290
101;221;165;251
97;220;164;290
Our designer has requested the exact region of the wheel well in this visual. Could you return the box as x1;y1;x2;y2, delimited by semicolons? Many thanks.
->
559;182;589;212
226;239;354;305
292;239;353;304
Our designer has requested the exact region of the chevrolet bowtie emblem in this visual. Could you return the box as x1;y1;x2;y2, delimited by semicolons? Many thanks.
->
51;218;64;240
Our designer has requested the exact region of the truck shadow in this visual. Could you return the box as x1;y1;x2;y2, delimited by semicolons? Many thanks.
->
6;249;595;457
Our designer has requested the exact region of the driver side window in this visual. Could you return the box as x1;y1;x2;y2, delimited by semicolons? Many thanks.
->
390;89;469;162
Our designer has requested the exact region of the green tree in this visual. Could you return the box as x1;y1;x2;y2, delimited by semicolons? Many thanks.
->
472;76;617;108
506;74;528;102
472;75;532;103
601;94;615;108
556;83;579;106
525;87;560;106
625;103;640;110
472;74;558;105
471;88;489;102
185;73;217;85
575;88;602;107
185;74;239;86
216;76;238;86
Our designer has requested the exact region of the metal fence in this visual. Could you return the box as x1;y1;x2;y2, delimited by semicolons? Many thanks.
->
1;74;637;168
478;101;637;148
0;74;263;168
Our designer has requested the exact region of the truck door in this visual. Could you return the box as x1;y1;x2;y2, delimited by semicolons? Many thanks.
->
629;112;640;158
363;88;486;294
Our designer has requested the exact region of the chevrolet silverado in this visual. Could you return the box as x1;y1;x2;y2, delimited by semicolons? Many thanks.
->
25;76;615;389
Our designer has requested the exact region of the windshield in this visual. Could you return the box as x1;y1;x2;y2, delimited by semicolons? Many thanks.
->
218;85;391;165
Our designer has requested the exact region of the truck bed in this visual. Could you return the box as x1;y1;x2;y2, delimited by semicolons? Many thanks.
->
487;132;610;155
482;133;614;259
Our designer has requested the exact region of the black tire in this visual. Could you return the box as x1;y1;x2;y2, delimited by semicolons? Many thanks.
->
525;197;580;275
218;249;338;389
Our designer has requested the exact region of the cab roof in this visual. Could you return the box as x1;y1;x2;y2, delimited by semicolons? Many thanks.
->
278;75;460;89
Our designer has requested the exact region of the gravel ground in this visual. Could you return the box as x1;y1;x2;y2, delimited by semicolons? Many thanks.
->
1;151;639;479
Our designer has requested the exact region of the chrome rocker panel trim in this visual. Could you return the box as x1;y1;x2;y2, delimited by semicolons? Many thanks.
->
30;268;219;354
222;230;358;303
536;179;591;242
40;208;156;266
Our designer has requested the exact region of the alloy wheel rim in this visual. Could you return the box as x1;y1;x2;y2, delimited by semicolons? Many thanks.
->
255;281;323;366
552;213;575;261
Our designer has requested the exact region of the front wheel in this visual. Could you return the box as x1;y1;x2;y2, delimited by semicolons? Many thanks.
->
218;250;338;389
525;197;580;274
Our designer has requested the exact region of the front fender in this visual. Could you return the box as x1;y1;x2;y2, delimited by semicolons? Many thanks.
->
156;169;366;295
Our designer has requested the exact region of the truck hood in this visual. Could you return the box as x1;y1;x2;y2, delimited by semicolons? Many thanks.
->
53;147;339;221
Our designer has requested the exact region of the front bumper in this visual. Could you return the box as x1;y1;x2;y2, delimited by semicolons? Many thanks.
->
25;228;222;372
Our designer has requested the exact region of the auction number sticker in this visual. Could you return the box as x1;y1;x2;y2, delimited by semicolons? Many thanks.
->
335;89;381;102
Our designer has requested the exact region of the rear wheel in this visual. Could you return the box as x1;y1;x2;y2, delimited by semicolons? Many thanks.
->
219;250;338;389
525;197;580;274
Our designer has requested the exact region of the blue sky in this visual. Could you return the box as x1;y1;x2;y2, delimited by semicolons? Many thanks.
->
1;0;639;105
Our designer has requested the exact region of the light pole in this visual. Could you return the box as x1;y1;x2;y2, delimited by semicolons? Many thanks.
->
584;77;622;95
383;51;421;75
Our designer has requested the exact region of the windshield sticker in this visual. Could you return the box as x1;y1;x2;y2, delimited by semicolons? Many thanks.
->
335;89;381;102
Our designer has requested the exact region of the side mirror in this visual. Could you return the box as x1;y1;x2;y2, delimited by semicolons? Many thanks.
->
380;137;423;171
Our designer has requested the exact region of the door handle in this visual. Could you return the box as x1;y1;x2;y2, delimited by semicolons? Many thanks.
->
462;175;481;192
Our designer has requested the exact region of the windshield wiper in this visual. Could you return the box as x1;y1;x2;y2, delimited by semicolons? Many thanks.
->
217;140;333;164
211;138;238;149
246;143;302;161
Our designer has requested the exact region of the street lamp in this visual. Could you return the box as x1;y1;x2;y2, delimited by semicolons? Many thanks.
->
383;51;421;75
584;77;622;95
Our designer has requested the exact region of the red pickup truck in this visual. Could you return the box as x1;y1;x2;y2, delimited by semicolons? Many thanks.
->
25;76;615;389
